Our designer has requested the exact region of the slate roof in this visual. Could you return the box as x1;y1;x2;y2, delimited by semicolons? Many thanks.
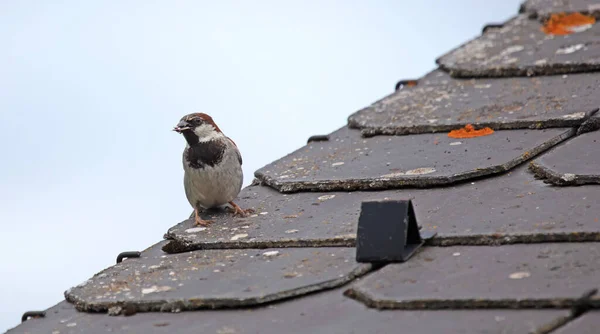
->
8;1;600;333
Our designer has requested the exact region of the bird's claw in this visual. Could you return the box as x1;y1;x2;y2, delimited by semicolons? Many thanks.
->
194;218;214;226
228;201;255;218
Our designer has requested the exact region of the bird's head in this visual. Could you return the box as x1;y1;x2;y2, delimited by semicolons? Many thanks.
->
173;113;223;144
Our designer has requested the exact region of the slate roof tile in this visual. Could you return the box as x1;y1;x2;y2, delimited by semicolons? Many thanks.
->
521;0;600;19
437;14;600;77
346;242;600;309
65;247;370;313
529;129;600;185
255;125;574;192
348;69;600;137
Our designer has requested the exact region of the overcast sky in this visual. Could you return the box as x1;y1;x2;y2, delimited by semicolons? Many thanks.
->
0;1;523;330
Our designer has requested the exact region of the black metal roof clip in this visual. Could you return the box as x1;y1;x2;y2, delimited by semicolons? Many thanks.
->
395;79;418;91
307;135;330;144
355;199;436;263
116;251;141;264
21;311;45;322
482;23;504;34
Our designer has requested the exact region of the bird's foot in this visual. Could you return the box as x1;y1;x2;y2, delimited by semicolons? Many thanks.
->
194;208;214;226
228;201;255;217
194;217;214;226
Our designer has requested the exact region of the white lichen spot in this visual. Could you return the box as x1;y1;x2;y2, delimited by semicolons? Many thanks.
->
405;167;436;175
381;172;405;178
502;45;524;55
66;323;77;328
263;250;280;257
452;252;461;256
331;162;345;167
561;173;576;182
427;119;438;123
474;84;492;89
562;112;585;119
509;271;531;279
259;212;268;215
241;225;250;229
185;227;207;233
556;43;585;55
449;141;462;146
317;194;336;201
569;24;593;33
169;271;175;276
148;265;160;270
279;174;291;179
141;285;172;294
230;233;248;241
285;229;299;234
250;214;258;218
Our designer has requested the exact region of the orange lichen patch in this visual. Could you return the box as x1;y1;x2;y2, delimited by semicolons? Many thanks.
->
405;80;418;87
448;124;494;139
542;12;596;35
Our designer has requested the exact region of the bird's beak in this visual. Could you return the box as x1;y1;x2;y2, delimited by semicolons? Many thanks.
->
173;120;190;133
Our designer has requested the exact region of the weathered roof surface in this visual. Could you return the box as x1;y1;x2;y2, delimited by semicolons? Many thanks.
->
8;1;600;333
348;69;599;136
346;243;600;309
65;247;370;313
255;126;573;192
437;14;600;77
9;289;571;334
521;0;600;19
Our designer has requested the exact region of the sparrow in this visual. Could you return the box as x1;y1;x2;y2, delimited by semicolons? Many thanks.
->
173;113;254;226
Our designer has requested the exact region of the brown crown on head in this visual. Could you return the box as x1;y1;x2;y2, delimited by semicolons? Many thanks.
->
184;113;223;133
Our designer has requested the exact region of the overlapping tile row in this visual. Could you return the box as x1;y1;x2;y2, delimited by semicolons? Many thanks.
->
437;14;600;77
7;288;571;334
254;125;574;192
164;164;600;253
521;0;600;19
348;69;600;137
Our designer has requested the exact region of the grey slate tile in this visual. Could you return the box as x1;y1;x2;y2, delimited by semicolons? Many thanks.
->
64;247;371;314
437;14;600;77
345;243;600;309
521;0;600;19
348;68;599;137
7;290;570;334
530;129;600;185
553;311;600;334
255;126;573;192
164;164;600;252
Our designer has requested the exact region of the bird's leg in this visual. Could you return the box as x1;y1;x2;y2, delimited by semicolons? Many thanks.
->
228;201;255;217
194;207;214;226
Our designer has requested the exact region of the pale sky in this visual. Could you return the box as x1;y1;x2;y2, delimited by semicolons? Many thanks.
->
0;1;522;330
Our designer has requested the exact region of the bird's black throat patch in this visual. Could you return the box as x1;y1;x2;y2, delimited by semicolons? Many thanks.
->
184;139;226;169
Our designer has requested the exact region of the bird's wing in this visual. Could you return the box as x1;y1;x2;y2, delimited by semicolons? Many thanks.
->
227;136;242;165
